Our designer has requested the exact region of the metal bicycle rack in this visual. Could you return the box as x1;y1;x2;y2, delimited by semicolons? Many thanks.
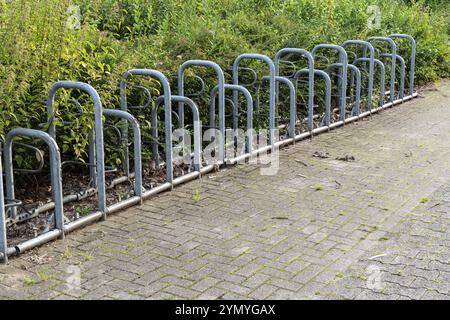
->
209;84;254;155
121;69;174;185
368;37;397;103
153;95;202;172
342;40;375;112
233;54;277;146
389;34;416;97
311;44;348;122
293;69;332;128
274;48;314;132
1;129;64;263
178;60;226;162
1;34;419;263
47;81;107;217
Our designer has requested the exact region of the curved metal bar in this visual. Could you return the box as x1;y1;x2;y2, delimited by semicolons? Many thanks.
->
184;75;206;98
46;81;106;216
354;58;386;107
126;85;153;110
368;37;397;103
10;142;45;174
277;60;298;78
209;84;254;154
233;54;276;145
103;109;142;202
342;40;375;112
154;95;202;172
4;128;64;237
121;69;173;185
346;51;358;63
389;34;416;96
178;60;225;162
262;76;297;138
325;63;361;116
274;48;314;131
235;67;259;88
380;53;405;99
311;44;348;121
294;69;331;127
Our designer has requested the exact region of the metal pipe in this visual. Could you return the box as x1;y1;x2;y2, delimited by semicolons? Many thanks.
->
324;63;362;117
209;84;254;154
389;34;416;96
354;58;386;108
342;40;375;112
46;81;106;217
293;69;332;127
233;54;276;146
121;69;174;186
154;95;202;172
274;48;314;131
380;53;406;100
103;109;143;202
0;147;7;263
4;128;64;239
368;37;397;103
311;44;348;121
261;76;297;139
15;229;62;253
178;60;225;162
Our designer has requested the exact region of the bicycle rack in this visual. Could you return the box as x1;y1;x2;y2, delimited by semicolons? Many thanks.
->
233;54;276;146
209;84;254;156
178;60;225;162
0;34;419;263
324;63;361;117
380;53;405;100
389;34;416;96
262;76;297;139
152;95;202;172
274;48;314;132
368;37;397;103
2;128;64;262
120;69;174;184
47;81;107;217
103;109;143;202
342;40;375;112
353;58;386;108
293;69;332;128
311;44;348;122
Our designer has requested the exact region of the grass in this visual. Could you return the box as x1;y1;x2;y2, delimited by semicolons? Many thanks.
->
75;207;92;217
35;268;52;282
420;197;430;204
192;189;201;202
23;276;36;286
311;183;324;191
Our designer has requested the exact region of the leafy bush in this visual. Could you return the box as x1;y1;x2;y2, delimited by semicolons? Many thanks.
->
0;0;448;166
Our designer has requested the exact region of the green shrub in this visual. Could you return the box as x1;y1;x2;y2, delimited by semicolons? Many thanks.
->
0;0;448;167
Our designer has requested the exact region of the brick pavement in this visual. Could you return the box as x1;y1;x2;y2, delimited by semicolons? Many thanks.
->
0;80;449;300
